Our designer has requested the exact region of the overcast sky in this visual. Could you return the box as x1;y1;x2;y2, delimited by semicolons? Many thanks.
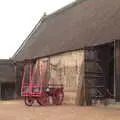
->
0;0;74;59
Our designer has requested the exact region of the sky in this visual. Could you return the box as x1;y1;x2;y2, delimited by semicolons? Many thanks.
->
0;0;75;59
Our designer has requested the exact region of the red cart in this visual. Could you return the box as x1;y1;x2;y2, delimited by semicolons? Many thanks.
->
21;60;64;106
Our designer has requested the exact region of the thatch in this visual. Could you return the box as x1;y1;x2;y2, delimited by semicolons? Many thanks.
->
13;0;120;61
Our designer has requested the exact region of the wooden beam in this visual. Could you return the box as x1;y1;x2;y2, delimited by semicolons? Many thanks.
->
114;40;120;101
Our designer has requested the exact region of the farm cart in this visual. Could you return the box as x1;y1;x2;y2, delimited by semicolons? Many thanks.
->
21;60;64;106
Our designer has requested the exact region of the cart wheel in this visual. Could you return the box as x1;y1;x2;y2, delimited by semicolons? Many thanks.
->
37;93;49;106
24;96;34;106
54;91;64;105
36;98;42;105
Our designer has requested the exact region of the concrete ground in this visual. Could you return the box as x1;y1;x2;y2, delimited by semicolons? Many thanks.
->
0;100;120;120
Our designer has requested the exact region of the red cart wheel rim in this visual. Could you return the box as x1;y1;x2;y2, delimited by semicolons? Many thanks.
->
24;96;34;106
55;91;64;105
38;93;49;106
36;98;42;105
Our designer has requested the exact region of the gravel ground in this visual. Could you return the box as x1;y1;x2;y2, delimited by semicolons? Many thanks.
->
0;100;120;120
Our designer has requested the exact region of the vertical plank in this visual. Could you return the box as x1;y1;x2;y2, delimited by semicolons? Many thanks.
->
115;40;120;101
0;84;1;99
75;50;85;105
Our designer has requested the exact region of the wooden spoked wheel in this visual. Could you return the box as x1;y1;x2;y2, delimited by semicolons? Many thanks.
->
36;98;42;105
53;90;64;105
37;93;49;106
24;96;34;106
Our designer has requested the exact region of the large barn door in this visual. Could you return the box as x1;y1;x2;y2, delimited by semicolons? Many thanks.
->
85;49;106;105
85;43;114;105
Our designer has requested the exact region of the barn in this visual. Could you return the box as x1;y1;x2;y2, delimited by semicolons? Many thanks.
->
12;0;120;105
0;60;16;100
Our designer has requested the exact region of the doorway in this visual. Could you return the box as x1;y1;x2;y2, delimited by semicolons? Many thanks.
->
85;42;114;104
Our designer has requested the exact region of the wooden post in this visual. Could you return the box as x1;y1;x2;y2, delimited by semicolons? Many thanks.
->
114;40;120;101
75;51;85;105
0;83;1;100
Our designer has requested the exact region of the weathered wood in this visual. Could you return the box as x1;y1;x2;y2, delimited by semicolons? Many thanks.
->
75;60;85;105
114;40;120;101
0;60;15;83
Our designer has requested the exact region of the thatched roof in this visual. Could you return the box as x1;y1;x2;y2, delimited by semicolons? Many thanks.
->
13;0;120;61
0;60;15;83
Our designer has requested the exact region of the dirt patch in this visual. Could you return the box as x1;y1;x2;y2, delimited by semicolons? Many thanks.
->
0;100;120;120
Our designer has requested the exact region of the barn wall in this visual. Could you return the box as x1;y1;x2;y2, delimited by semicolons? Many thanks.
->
0;60;15;83
19;50;84;104
1;83;16;100
49;50;84;104
0;60;16;100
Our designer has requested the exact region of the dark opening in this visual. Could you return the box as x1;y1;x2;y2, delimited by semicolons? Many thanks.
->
85;42;114;104
96;43;114;95
1;83;15;100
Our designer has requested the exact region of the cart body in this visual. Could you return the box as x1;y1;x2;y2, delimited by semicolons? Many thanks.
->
21;60;64;106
